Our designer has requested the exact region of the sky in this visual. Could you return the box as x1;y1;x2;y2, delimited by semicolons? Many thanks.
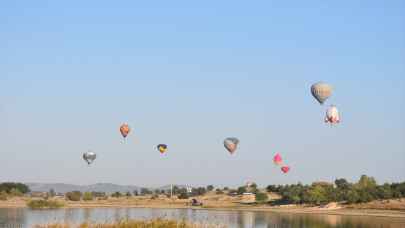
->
0;0;404;188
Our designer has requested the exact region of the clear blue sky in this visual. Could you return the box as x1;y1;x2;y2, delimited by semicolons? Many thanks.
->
1;0;404;188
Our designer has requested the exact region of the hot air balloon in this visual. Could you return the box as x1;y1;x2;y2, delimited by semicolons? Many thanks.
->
224;137;239;154
83;151;96;165
157;144;168;154
325;105;340;125
120;123;130;139
273;153;283;166
281;166;290;174
311;82;332;105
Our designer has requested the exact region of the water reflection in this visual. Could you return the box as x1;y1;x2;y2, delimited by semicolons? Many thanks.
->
0;208;404;228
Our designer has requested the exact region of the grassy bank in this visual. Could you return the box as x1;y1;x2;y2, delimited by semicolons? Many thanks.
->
34;219;225;228
27;199;65;209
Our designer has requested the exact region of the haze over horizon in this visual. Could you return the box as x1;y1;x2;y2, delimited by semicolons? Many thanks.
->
1;1;404;188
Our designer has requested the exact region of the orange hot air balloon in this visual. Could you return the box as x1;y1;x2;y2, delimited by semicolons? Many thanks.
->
273;153;283;166
281;166;290;174
120;123;130;139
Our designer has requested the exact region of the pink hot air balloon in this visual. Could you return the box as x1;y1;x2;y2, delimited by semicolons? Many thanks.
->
273;153;283;166
281;166;290;174
325;105;340;125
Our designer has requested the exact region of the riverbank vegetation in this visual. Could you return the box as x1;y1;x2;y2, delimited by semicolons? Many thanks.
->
1;176;405;210
34;219;224;228
27;199;64;209
267;175;405;205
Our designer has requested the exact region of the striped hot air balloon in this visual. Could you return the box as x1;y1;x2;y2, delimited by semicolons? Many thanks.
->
311;82;332;105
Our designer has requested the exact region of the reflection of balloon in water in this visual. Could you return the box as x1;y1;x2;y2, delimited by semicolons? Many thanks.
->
281;166;290;174
311;82;332;105
83;151;96;165
273;153;283;166
120;123;130;139
325;105;340;125
224;137;239;154
157;144;168;154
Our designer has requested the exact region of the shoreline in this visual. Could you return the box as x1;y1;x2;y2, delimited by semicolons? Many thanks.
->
1;201;405;219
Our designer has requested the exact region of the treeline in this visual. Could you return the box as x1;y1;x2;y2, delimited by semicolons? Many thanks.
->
266;175;405;205
0;182;30;199
63;185;218;201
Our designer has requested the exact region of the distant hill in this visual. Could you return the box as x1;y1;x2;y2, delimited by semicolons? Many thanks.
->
26;183;141;194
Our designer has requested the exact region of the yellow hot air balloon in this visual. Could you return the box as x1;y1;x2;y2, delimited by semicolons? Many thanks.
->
157;144;168;154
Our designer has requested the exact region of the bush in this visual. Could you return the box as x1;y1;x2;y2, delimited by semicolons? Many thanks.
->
111;192;122;198
9;188;23;197
178;192;189;199
82;192;93;201
65;191;82;201
255;192;269;203
216;189;224;195
27;199;64;209
0;191;7;201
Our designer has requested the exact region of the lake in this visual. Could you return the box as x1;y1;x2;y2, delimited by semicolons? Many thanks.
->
1;207;405;228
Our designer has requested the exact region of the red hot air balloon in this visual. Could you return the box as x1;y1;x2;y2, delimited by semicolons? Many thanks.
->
273;153;283;166
120;123;130;139
281;166;290;174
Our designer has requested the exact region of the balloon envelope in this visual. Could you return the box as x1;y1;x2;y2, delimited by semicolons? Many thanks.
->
83;151;96;165
325;105;340;125
273;153;283;166
157;144;168;154
224;137;239;154
120;123;130;138
311;82;332;105
281;166;290;174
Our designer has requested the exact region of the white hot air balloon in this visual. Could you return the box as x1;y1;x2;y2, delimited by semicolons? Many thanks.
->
325;105;340;125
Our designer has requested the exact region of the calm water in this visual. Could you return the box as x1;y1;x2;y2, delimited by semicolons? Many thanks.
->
0;208;405;228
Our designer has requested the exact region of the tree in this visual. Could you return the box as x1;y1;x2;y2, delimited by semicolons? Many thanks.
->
111;192;122;198
335;178;350;190
172;186;180;195
133;190;139;196
237;186;246;195
66;191;82;201
255;192;269;203
178;192;189;199
207;185;214;192
216;189;224;195
0;183;30;194
357;175;377;189
83;192;93;201
49;189;56;198
375;184;392;200
9;188;23;197
140;188;152;195
126;191;132;197
346;189;360;204
223;187;229;191
266;185;278;193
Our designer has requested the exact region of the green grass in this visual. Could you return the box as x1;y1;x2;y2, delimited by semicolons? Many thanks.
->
34;218;225;228
27;199;65;209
